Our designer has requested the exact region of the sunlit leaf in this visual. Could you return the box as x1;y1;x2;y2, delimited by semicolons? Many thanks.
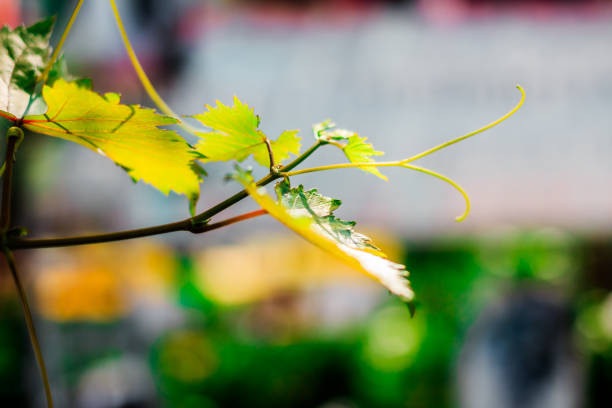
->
192;97;301;167
233;168;414;301
23;79;201;205
0;17;54;119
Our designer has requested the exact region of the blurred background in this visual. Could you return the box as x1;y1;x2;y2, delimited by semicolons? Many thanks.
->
2;0;612;407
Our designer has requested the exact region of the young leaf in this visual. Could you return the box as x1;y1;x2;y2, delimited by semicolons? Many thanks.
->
343;134;387;180
191;97;301;168
0;17;55;119
22;79;201;203
313;121;386;180
233;168;414;301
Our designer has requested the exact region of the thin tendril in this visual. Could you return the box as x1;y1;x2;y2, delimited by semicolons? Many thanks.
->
39;0;84;84
283;85;525;222
400;163;470;222
402;85;525;164
108;0;203;135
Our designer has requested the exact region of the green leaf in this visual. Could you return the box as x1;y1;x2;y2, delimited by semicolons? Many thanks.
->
0;17;55;118
23;79;201;203
191;97;301;167
313;120;387;180
343;134;387;180
233;169;414;301
275;180;381;252
276;182;341;218
314;215;382;252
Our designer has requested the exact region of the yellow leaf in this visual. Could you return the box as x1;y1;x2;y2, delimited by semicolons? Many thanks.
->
23;79;201;202
234;170;414;301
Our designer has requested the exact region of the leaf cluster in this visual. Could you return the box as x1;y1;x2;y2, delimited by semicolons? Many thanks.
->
1;15;524;307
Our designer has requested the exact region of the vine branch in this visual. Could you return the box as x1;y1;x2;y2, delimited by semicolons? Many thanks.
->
10;209;268;250
3;249;54;408
2;127;53;407
7;140;324;250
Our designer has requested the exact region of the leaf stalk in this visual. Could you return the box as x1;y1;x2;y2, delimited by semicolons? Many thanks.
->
264;138;279;175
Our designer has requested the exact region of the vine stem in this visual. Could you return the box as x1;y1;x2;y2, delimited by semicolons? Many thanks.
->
1;131;18;230
2;127;53;407
11;209;268;249
8;140;323;250
39;0;85;84
3;249;54;408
